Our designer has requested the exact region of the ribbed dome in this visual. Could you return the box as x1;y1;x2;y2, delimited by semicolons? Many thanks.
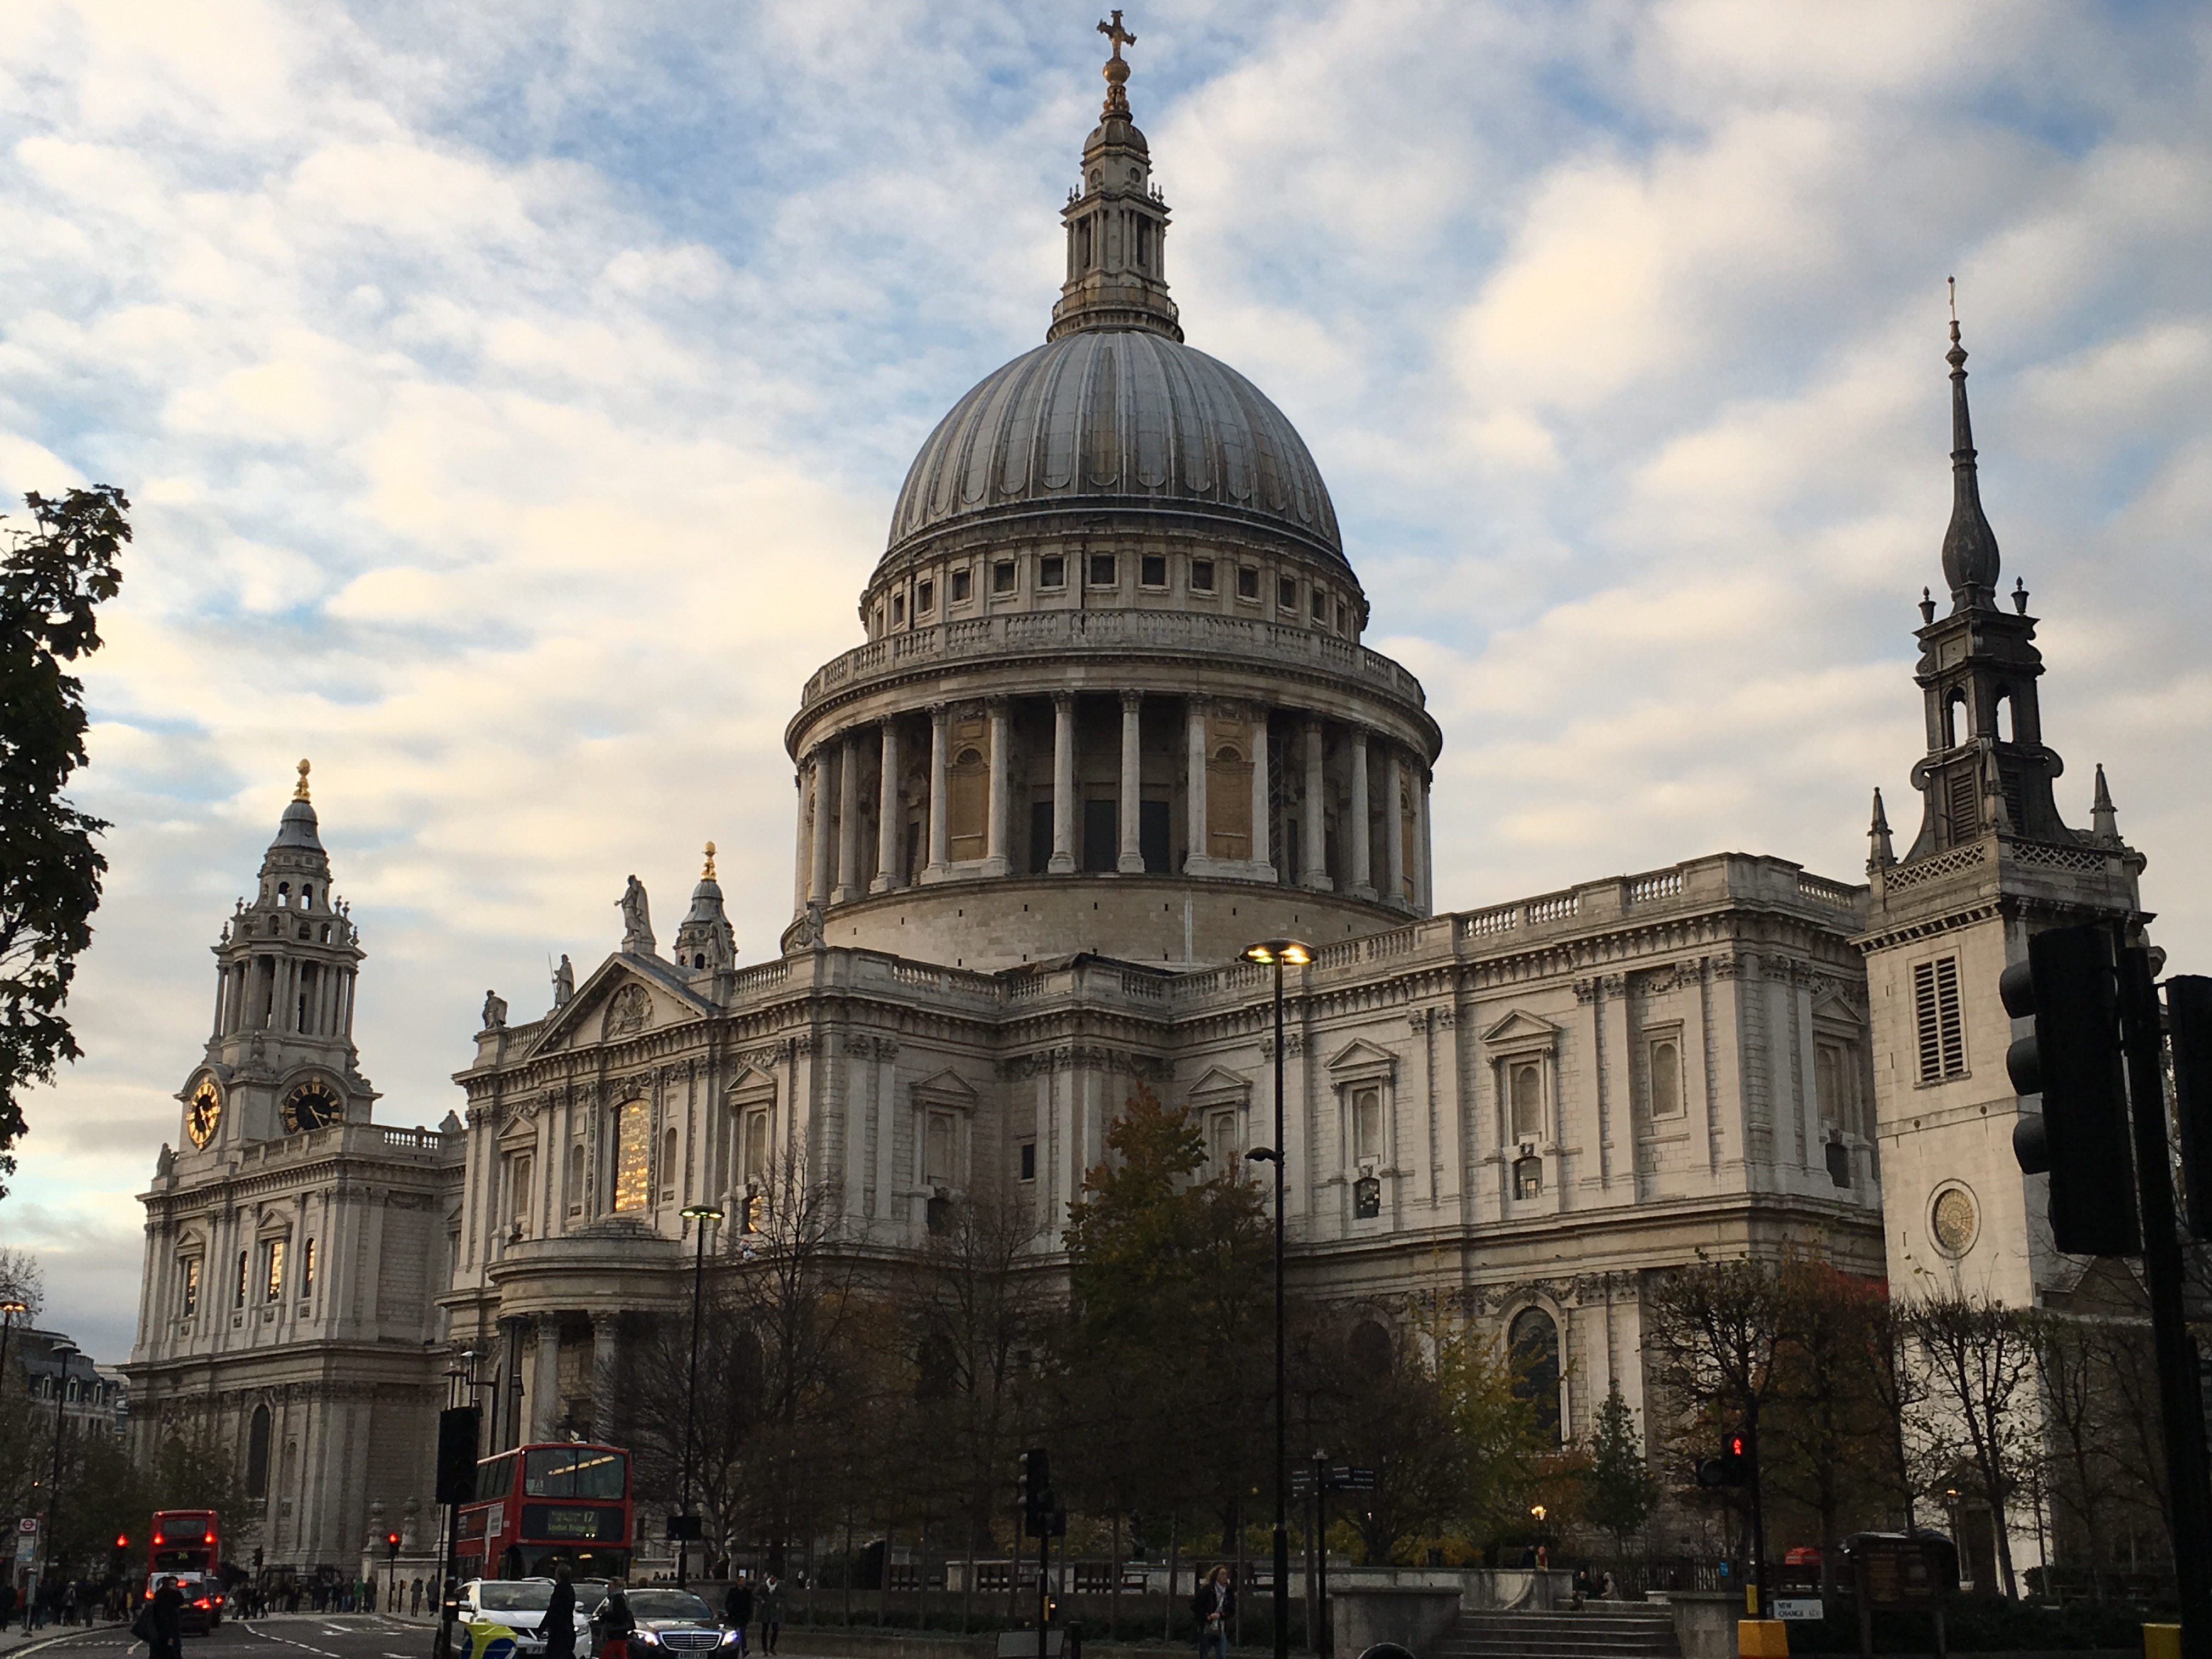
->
886;328;1344;566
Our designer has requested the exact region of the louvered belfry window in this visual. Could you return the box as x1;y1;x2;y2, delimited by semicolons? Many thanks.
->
1914;956;1967;1082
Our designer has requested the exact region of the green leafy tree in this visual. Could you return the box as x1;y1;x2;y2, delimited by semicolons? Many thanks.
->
1582;1379;1657;1561
1;486;129;1193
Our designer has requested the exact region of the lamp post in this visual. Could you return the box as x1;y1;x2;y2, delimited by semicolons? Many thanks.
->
677;1205;724;1589
1242;938;1311;1659
32;1341;79;1625
0;1300;27;1379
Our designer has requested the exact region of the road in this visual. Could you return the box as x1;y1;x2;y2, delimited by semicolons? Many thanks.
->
18;1617;432;1659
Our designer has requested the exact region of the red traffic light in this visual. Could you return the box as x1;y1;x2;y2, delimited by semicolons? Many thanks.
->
115;1535;128;1549
1729;1435;1746;1457
386;1533;399;1544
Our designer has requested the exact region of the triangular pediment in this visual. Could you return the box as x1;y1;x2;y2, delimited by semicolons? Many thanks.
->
525;952;714;1057
1326;1038;1400;1075
912;1067;980;1104
1810;989;1865;1030
1481;1009;1561;1048
1187;1065;1251;1102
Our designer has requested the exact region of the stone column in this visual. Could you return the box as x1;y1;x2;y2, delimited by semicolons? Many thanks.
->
590;1312;619;1442
984;697;1012;877
834;735;862;903
871;719;901;893
1417;764;1434;915
1383;745;1406;906
499;1316;527;1451
1185;699;1209;872
1118;691;1145;873
1049;693;1077;874
924;705;950;881
1301;718;1330;890
529;1313;561;1440
1348;727;1374;899
1249;706;1274;879
791;769;808;916
808;750;833;906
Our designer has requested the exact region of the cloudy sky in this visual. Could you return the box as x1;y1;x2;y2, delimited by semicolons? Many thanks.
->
4;0;2208;1361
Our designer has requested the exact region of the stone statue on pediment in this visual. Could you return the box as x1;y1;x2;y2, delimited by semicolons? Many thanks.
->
619;876;656;955
553;953;575;1007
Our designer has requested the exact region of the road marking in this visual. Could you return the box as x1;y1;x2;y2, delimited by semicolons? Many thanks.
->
240;1624;340;1659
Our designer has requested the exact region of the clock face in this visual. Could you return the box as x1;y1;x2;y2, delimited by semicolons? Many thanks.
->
283;1079;344;1133
186;1080;222;1148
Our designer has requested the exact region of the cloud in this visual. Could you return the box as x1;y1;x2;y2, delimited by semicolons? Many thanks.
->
0;0;2209;1362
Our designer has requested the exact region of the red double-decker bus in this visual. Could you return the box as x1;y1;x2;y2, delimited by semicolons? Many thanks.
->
147;1510;224;1628
455;1443;631;1580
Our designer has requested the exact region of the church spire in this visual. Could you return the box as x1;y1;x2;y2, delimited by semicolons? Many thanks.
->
1940;285;2001;612
1048;14;1182;343
1867;788;1895;872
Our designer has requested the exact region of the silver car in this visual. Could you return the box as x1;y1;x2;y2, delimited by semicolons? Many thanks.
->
457;1579;592;1655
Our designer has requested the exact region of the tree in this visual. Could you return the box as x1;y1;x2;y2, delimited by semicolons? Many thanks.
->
1;486;129;1194
1908;1294;2038;1598
1582;1379;1658;1561
0;1247;45;1324
1764;1258;1892;1600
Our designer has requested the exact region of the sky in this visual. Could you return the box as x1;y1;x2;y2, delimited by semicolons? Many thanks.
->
3;0;2209;1364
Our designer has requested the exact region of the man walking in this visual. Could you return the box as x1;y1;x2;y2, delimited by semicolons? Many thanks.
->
723;1573;752;1655
148;1576;185;1659
543;1565;577;1659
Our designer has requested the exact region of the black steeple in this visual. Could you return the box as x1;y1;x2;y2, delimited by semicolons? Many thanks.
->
1940;306;2002;612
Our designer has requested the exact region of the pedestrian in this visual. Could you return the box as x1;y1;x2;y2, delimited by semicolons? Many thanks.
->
756;1574;783;1656
1189;1566;1233;1659
413;1579;425;1617
148;1576;186;1659
599;1584;636;1659
544;1565;577;1659
723;1573;752;1656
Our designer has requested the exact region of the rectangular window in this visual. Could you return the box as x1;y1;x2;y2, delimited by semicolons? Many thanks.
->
1311;588;1328;620
1278;575;1297;611
993;560;1017;594
1914;956;1967;1082
917;580;934;613
1351;1086;1383;1164
950;568;972;603
1088;552;1117;587
1019;1140;1036;1182
891;592;905;624
1514;1156;1543;1199
179;1257;200;1316
234;1250;248;1310
508;1155;532;1229
1038;555;1065;589
262;1239;285;1304
1816;1041;1844;1128
1508;1059;1544;1141
1140;554;1167;588
1237;565;1260;601
1648;1035;1683;1118
302;1238;316;1295
1190;558;1215;592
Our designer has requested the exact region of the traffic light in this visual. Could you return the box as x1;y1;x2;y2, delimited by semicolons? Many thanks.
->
386;1532;401;1563
1017;1448;1053;1537
2168;976;2212;1240
2001;923;2140;1256
1696;1429;1750;1488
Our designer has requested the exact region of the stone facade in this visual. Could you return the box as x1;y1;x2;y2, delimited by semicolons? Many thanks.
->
122;771;465;1570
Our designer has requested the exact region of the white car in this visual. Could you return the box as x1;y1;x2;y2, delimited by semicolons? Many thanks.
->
456;1579;592;1655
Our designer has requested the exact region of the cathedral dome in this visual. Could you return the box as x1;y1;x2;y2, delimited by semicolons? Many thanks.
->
885;329;1343;567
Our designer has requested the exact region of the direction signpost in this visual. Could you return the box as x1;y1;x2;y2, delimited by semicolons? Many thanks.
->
1289;1463;1374;1655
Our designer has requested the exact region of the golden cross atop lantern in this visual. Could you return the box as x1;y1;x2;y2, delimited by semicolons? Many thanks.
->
1098;10;1136;116
294;758;311;801
702;841;718;880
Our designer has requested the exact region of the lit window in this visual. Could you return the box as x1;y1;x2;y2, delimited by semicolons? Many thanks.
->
1914;956;1966;1082
1039;556;1065;589
301;1238;316;1294
234;1250;248;1310
179;1257;201;1316
262;1239;285;1304
993;560;1017;594
1088;553;1116;587
1190;559;1215;592
1514;1156;1543;1199
612;1100;650;1211
1140;554;1167;587
950;569;972;603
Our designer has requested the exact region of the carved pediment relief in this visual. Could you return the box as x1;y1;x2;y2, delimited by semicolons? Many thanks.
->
1480;1009;1561;1053
603;983;654;1039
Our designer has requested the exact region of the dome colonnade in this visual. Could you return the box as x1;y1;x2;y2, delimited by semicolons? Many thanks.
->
783;53;1440;969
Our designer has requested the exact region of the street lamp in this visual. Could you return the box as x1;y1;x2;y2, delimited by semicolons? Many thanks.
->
32;1341;80;1626
1241;938;1311;1659
676;1204;724;1588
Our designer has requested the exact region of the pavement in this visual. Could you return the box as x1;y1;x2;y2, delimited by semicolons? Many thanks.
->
0;1617;435;1659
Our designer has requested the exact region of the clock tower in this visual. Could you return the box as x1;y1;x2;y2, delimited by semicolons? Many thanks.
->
180;760;376;1153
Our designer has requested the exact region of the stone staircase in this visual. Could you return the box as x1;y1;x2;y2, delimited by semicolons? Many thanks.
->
1429;1605;1684;1659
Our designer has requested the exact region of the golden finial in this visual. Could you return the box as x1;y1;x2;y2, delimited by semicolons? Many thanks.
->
1098;10;1136;117
702;841;718;881
294;758;312;802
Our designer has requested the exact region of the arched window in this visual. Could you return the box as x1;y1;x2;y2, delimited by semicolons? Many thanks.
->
1508;1059;1544;1142
1509;1307;1562;1441
612;1101;650;1211
660;1127;679;1203
246;1404;272;1498
566;1142;586;1217
1993;689;2015;742
300;885;313;908
276;882;290;905
1348;1319;1392;1379
1943;687;1969;747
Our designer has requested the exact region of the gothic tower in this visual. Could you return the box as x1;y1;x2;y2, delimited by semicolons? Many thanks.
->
1858;320;2148;1307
